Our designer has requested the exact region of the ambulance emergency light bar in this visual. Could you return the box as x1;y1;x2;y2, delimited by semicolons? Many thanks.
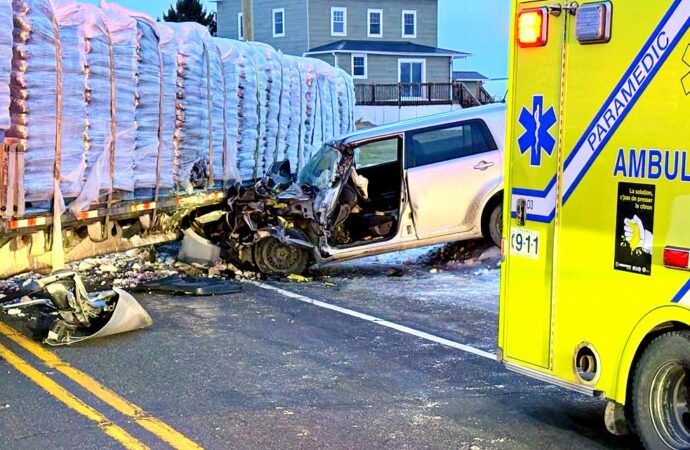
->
517;8;548;47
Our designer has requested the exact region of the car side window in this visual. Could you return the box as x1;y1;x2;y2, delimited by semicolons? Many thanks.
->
354;137;399;169
407;120;497;168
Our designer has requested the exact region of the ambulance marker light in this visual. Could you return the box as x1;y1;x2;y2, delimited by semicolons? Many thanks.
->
518;8;547;47
664;247;690;270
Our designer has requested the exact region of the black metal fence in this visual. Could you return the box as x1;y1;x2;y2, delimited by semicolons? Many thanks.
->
355;82;494;108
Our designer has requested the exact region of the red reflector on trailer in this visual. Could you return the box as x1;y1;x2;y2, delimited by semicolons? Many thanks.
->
518;8;548;47
664;247;690;270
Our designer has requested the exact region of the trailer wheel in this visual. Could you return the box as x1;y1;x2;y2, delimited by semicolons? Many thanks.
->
632;331;690;449
253;237;309;276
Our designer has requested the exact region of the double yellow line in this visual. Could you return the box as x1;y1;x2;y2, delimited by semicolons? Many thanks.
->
0;323;203;450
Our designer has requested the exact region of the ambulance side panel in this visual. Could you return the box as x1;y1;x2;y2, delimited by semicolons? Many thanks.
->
555;0;690;400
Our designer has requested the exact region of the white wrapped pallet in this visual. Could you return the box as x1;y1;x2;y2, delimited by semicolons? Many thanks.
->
298;58;317;171
100;6;136;194
155;22;177;193
9;0;59;203
207;39;225;184
277;54;297;170
236;40;259;181
101;1;167;192
163;22;211;192
0;0;11;135
213;38;241;183
338;69;355;135
54;2;87;199
249;43;283;175
66;4;113;213
314;59;336;145
284;56;303;173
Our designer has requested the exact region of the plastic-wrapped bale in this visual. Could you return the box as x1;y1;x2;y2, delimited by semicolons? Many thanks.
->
213;38;241;183
297;58;317;170
335;68;354;136
207;39;225;184
9;0;59;203
102;1;167;193
54;2;87;199
163;22;211;192
155;22;177;192
133;16;166;191
314;59;336;144
327;67;342;138
100;7;136;194
0;0;11;136
235;40;259;181
249;42;282;176
279;55;301;172
338;69;355;135
70;4;112;212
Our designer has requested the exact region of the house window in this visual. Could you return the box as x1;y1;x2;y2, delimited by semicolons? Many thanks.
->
402;10;416;38
351;54;367;79
273;8;285;37
331;7;347;36
368;9;383;38
398;59;426;98
237;12;244;40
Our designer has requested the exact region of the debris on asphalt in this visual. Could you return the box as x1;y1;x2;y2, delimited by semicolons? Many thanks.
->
286;274;312;283
133;275;243;297
423;240;501;269
0;271;152;346
386;267;405;278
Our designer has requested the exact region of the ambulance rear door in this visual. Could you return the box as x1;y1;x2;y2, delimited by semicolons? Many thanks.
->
501;2;565;370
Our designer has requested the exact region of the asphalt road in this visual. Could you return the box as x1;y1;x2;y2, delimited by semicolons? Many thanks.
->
0;249;640;449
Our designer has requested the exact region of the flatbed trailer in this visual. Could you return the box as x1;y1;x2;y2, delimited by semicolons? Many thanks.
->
0;139;227;279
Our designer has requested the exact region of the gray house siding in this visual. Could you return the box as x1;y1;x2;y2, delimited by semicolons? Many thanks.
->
308;0;438;50
216;0;309;56
336;53;450;84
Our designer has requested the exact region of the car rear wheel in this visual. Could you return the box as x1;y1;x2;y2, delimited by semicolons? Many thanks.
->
632;331;690;449
487;203;503;248
253;237;309;276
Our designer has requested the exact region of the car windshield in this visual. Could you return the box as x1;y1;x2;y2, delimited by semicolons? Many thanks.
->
298;144;342;189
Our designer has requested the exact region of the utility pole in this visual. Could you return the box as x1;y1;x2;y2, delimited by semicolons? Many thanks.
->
241;0;254;41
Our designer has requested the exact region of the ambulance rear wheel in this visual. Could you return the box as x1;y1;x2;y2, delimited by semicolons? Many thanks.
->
632;331;690;449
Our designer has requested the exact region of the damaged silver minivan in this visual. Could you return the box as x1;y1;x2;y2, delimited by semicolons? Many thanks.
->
201;104;506;275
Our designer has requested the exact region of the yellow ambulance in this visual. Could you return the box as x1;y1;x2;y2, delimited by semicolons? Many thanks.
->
499;1;690;448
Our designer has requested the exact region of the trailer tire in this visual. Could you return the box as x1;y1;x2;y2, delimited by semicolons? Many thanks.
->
253;237;309;276
631;330;690;450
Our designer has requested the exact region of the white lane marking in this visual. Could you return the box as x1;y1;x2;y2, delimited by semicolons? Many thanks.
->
250;281;496;361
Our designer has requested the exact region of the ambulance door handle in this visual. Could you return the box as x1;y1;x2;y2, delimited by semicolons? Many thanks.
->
474;161;494;171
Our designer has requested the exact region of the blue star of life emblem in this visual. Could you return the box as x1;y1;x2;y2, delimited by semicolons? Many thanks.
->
518;95;557;167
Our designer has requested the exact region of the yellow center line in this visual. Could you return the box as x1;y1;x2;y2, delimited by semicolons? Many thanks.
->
0;342;148;450
0;323;204;450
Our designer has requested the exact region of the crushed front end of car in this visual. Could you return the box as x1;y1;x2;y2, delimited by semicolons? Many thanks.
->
191;143;356;276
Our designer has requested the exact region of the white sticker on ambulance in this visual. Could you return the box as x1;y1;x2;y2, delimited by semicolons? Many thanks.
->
510;228;541;259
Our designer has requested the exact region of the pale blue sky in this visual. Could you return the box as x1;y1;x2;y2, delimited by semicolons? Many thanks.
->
82;0;510;96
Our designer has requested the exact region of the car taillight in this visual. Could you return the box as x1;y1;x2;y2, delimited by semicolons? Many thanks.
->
664;247;690;270
518;8;548;47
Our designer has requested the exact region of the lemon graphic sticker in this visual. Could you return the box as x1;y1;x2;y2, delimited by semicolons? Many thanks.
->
614;182;656;275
